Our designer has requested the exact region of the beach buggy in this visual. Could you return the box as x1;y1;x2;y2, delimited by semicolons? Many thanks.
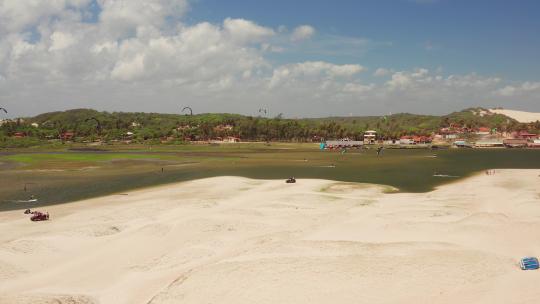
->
30;211;50;222
286;177;296;184
520;257;539;270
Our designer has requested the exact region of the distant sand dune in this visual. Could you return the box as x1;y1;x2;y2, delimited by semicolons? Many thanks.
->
1;170;540;303
490;108;540;123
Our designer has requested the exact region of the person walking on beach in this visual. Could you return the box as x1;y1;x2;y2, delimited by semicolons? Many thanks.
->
376;146;384;157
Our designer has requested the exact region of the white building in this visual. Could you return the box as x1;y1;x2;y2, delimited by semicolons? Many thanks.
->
363;130;377;144
399;138;416;145
474;140;504;148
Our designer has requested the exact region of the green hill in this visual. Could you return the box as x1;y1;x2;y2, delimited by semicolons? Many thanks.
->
1;107;536;147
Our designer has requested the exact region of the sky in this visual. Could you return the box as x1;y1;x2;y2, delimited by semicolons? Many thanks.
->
0;0;539;118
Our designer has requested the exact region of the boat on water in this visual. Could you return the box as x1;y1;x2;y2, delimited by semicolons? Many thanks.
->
5;198;39;203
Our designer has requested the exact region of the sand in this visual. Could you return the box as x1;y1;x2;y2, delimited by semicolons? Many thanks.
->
1;170;540;303
490;108;540;123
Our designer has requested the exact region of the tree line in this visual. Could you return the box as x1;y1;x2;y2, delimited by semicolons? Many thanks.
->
1;108;539;147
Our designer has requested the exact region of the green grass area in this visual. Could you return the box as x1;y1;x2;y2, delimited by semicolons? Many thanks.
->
3;153;175;164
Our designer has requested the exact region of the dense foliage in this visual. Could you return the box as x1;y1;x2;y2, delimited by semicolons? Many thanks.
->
1;107;538;147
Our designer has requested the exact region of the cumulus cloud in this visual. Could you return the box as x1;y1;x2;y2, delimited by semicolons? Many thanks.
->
269;61;364;88
291;25;315;41
343;83;375;93
223;18;275;44
0;0;92;34
373;68;391;77
49;31;77;51
495;82;540;97
98;0;188;35
0;0;538;117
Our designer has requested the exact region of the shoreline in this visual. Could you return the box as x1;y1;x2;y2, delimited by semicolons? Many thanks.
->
2;148;540;211
0;168;514;213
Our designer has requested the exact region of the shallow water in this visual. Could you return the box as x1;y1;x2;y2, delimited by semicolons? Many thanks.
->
1;148;539;211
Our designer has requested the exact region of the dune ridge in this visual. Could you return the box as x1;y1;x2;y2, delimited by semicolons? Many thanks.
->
1;170;540;303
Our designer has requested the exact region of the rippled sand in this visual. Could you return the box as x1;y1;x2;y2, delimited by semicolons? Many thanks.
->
1;170;540;304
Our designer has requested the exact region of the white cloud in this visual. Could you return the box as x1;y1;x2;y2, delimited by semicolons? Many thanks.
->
495;82;540;97
343;83;375;93
111;53;145;81
98;0;188;36
373;68;391;77
291;25;315;41
387;72;413;90
49;31;76;51
269;61;364;88
0;0;539;117
0;0;92;34
223;18;274;44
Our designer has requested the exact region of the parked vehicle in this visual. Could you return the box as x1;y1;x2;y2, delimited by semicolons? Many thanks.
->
30;211;49;221
286;177;296;184
520;257;539;270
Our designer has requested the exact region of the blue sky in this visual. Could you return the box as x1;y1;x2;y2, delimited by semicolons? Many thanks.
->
0;0;539;117
188;0;540;80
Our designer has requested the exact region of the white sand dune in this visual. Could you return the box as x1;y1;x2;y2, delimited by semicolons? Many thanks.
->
1;170;540;303
490;108;540;123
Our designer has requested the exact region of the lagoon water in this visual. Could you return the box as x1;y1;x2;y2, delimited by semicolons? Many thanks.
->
1;148;540;211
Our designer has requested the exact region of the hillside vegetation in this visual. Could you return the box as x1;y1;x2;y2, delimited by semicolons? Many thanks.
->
1;107;538;147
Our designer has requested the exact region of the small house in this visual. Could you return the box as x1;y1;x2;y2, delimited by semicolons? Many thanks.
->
413;136;432;144
516;131;538;140
223;136;241;143
363;130;377;144
475;127;491;136
474;140;504;148
61;132;75;141
528;140;540;148
503;139;528;148
399;136;415;145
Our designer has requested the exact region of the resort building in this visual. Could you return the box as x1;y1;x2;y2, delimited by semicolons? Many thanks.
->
399;136;415;145
515;131;538;140
223;136;241;143
474;140;504;148
363;130;377;144
398;135;432;145
528;140;540;148
503;139;528;148
475;127;491;136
